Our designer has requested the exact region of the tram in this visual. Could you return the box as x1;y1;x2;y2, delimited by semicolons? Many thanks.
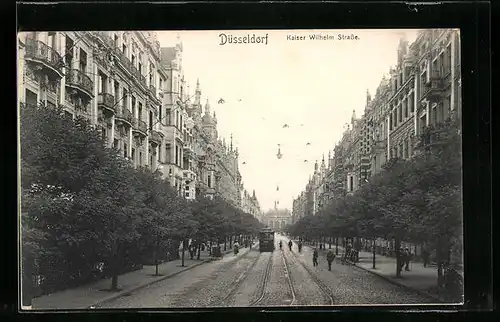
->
259;228;275;252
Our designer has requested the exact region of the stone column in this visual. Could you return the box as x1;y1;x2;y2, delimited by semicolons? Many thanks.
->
59;34;66;106
145;137;150;167
386;115;391;157
18;38;25;104
109;115;115;148
413;82;418;135
92;61;99;125
425;101;430;126
128;127;133;158
450;31;456;112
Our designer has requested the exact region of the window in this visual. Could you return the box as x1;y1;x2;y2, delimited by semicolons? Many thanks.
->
159;106;162;124
124;143;128;158
175;145;179;165
165;144;172;163
349;176;353;192
208;175;212;188
113;139;118;149
436;103;444;124
48;32;56;50
122;44;126;55
79;49;88;72
180;115;183;128
131;55;136;67
398;104;402;122
139;152;143;166
132;148;136;162
149;111;153;130
150;155;154;167
102;128;107;141
165;109;171;125
409;93;414;113
25;89;38;105
138;103;143;121
114;81;120;104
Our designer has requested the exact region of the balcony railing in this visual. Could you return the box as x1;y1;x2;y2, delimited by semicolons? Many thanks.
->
115;108;133;126
24;38;64;77
114;47;132;72
132;118;147;135
93;31;114;49
421;77;444;103
97;93;115;113
66;69;94;99
149;130;162;146
149;84;157;97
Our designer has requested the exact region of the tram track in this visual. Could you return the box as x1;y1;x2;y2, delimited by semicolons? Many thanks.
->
249;252;274;306
279;248;297;306
216;247;262;306
287;249;335;305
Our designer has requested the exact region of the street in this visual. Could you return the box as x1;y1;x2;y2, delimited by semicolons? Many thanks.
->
98;234;433;308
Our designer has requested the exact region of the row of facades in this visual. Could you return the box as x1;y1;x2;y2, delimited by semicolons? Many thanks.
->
292;29;461;223
17;31;262;218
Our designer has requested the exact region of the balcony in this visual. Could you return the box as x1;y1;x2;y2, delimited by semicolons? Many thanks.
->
24;38;64;78
149;130;162;147
183;144;195;157
93;31;114;49
113;47;132;73
115;108;133;127
65;69;94;100
183;170;197;183
97;93;115;115
421;72;444;103
132;118;147;137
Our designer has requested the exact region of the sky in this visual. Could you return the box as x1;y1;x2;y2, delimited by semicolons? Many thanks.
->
156;29;420;212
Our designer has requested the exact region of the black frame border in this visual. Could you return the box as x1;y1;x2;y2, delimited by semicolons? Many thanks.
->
6;1;493;321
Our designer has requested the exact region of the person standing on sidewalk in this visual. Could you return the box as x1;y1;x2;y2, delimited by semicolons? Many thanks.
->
422;248;430;267
313;248;319;267
288;240;293;252
326;249;336;271
404;248;412;271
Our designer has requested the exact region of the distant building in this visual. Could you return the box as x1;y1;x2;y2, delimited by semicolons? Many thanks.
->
263;208;292;231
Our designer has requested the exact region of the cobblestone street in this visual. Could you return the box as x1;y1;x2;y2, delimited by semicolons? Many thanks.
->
98;235;433;308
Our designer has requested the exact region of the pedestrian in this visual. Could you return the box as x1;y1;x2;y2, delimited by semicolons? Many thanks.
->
404;248;412;271
298;241;303;253
313;248;319;267
326;249;335;271
288;240;293;251
398;248;406;272
422;248;430;268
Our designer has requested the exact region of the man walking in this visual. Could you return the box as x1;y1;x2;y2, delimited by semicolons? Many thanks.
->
313;248;319;267
326;249;336;271
288;240;293;252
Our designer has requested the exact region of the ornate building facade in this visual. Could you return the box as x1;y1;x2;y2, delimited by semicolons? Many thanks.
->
159;38;250;209
18;31;261;215
291;28;461;220
18;31;167;170
240;189;262;220
263;209;292;231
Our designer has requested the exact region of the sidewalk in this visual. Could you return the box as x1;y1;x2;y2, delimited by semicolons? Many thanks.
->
31;244;241;310
296;241;452;302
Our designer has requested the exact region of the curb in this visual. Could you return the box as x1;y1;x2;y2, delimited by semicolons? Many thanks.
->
89;247;250;309
347;260;445;303
88;259;209;309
